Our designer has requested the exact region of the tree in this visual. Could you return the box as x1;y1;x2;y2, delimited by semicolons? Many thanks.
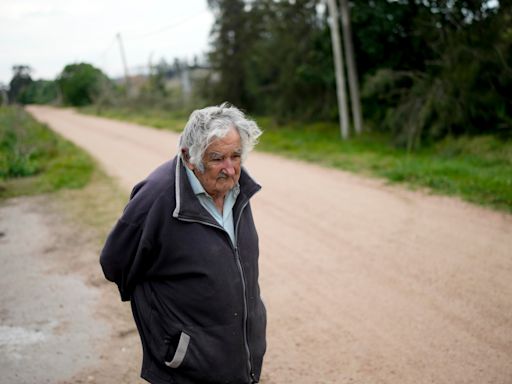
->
8;65;33;104
247;0;334;118
207;0;336;119
57;63;109;106
207;0;252;108
204;0;511;144
361;1;511;147
19;80;59;105
0;83;8;105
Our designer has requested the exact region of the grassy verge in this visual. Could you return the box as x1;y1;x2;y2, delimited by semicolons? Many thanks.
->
0;105;94;199
81;105;187;131
80;107;512;213
55;168;128;246
258;119;512;212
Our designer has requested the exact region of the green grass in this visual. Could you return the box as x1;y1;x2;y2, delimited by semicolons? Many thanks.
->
258;119;512;212
80;105;187;131
0;105;94;198
80;107;512;213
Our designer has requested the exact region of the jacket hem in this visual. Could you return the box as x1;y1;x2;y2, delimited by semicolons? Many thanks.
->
141;368;175;384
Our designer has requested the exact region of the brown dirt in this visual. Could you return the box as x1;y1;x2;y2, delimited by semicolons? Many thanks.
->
24;105;512;383
0;175;143;383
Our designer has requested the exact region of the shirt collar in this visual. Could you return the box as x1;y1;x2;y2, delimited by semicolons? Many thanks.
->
185;166;207;196
173;156;261;221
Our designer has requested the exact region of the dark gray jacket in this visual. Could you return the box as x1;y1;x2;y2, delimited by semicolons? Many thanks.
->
100;156;266;384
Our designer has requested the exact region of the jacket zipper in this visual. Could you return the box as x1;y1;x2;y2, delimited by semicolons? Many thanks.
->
178;200;254;382
234;200;255;382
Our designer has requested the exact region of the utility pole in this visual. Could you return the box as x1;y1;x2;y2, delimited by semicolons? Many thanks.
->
326;0;350;139
181;64;192;102
116;33;130;92
339;0;363;134
148;51;154;76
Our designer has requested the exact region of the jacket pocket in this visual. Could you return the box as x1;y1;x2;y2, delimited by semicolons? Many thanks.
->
173;323;248;383
164;331;190;369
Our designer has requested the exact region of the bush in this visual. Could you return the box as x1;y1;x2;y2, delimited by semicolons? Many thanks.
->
19;80;59;105
361;5;512;149
0;106;53;178
57;63;109;106
0;106;94;198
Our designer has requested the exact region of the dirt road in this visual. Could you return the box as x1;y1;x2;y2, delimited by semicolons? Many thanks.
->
26;105;512;383
0;196;107;383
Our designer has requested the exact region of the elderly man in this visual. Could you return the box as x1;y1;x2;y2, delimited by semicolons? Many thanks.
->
100;103;266;384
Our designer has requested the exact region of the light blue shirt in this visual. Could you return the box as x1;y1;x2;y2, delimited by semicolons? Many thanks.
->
185;166;240;246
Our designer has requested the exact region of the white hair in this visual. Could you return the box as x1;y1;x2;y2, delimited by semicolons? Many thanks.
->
178;102;262;172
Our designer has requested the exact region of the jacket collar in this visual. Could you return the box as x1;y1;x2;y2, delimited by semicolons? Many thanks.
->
172;156;261;224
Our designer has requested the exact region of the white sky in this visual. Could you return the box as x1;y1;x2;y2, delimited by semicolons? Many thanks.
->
0;0;214;85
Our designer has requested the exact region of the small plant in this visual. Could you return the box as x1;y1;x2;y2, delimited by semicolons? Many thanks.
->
0;106;94;198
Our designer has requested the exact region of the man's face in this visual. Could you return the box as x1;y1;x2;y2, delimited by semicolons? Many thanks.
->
188;127;242;199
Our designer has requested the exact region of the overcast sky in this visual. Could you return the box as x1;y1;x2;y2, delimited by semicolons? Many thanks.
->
0;0;214;85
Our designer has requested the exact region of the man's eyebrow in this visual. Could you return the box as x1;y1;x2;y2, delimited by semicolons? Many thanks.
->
207;152;223;159
207;149;242;158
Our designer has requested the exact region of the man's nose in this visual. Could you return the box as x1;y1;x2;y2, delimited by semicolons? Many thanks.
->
222;158;236;176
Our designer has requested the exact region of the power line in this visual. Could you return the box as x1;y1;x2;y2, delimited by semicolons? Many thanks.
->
94;8;211;80
97;36;117;68
99;36;117;60
124;9;209;41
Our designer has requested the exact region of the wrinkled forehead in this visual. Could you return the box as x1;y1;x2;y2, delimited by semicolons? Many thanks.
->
205;127;242;154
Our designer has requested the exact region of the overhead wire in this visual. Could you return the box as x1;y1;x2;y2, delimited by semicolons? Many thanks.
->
95;8;211;78
96;36;118;77
123;8;209;41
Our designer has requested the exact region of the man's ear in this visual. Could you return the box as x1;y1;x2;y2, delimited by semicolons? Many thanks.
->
181;148;195;170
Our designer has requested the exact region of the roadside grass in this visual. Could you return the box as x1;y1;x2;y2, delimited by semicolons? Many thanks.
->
55;169;128;246
80;107;512;213
80;105;187;131
258;119;512;212
0;105;94;199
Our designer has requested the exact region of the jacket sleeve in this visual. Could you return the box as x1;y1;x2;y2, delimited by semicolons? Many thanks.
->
99;218;152;301
99;180;154;301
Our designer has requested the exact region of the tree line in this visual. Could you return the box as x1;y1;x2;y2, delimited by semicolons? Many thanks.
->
204;0;511;147
4;58;200;111
5;63;110;107
4;0;511;148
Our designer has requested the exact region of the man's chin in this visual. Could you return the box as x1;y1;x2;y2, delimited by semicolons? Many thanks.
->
217;179;236;191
